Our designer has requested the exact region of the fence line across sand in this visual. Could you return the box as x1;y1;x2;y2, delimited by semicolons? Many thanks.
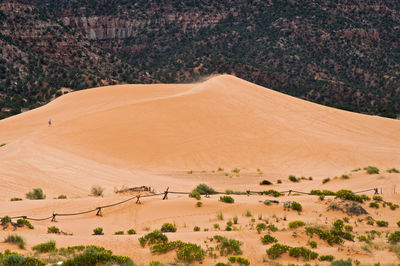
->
4;187;379;222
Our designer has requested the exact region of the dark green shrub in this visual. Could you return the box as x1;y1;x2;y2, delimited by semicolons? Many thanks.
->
358;235;370;243
139;230;168;247
388;231;400;244
305;227;344;245
308;241;317;248
57;195;67;199
189;191;201;200
213;235;243;256
310;190;336;196
32;240;57;253
267;224;278;232
372;195;383;201
364;166;379;174
1;216;11;224
48;226;60;234
4;234;25;249
260;180;272;185
219;196;234;203
367;220;374;225
228;256;250;266
369;202;379;208
335;189;364;203
16;219;34;229
93;227;104;235
376;220;388;227
387;168;400;173
26;188;46;200
260;190;283;197
193;226;200;232
22;257;46;265
397;221;400;227
233;215;238;224
3;254;26;266
127;229;136;235
344;225;353;232
319;255;334;261
266;243;289;259
196;201;202;207
192;184;217;195
62;246;134;266
10;198;22;201
161;223;177;232
288;220;305;229
387;202;399;210
341;174;349;179
256;223;267;233
114;231;124;235
331;259;352;266
261;234;277;244
322;178;330;184
288;175;299;182
288;246;318;260
231;168;240;174
319;195;325;201
290;201;303;212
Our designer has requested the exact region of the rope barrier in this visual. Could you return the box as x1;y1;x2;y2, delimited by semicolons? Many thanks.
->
2;187;380;222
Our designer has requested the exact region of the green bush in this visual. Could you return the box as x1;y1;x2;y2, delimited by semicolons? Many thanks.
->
261;234;277;244
10;198;22;201
319;255;334;261
331;259;352;266
344;225;353;232
387;202;399;210
228;256;250;266
231;168;240;174
288;175;298;182
397;221;400;227
310;189;336;196
364;166;379;174
139;230;168;247
305;227;344;245
176;242;205;263
196;201;202;207
322;178;330;184
372;195;383;201
1;216;11;224
256;223;267;234
267;224;278;232
369;202;379;208
114;231;124;235
233;215;238;224
289;246;318;261
213;235;242;256
4;234;25;249
192;184;217;195
388;231;400;244
193;226;200;232
48;226;60;234
340;174;349;179
57;195;67;199
288;220;305;229
260;180;272;185
16;219;34;229
93;227;104;235
3;254;26;266
266;243;289;259
21;257;46;265
290;201;303;212
259;190;283;197
26;188;45;200
62;246;135;266
376;220;388;227
367;220;374;225
127;229;136;235
189;191;201;200
387;168;400;173
161;223;177;232
335;189;364;203
308;241;317;248
32;240;57;253
219;196;234;203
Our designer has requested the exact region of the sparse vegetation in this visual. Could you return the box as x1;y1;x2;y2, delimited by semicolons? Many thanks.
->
161;223;177;233
288;201;303;213
335;189;364;203
217;211;224;220
256;223;267;234
259;189;283;197
10;197;22;201
261;234;277;244
4;234;25;249
219;196;234;203
244;210;252;217
364;166;379;174
233;215;238;224
127;229;136;235
150;240;205;263
48;226;60;234
369;202;379;208
288;175;299;182
259;180;272;185
194;226;200;231
376;220;388;227
231;168;240;174
308;240;317;248
192;184;217;195
57;194;67;199
90;185;104;197
16;218;34;229
319;255;335;261
267;243;318;260
139;230;168;247
114;231;124;235
228;256;250;266
93;227;104;235
196;201;202;207
213;235;243;256
26;188;46;200
32;240;57;253
388;231;400;244
387;168;400;173
288;220;305;229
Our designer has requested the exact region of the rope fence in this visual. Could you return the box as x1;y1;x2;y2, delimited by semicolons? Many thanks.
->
3;187;380;222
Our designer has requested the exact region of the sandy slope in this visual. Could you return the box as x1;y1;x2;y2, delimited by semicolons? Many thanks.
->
0;75;399;264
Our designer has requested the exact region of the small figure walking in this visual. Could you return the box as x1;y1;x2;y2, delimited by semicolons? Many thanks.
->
48;119;51;127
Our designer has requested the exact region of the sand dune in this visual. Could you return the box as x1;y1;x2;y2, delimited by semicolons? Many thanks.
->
0;75;399;264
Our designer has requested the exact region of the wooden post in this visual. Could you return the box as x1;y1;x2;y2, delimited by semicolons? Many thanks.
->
136;195;141;204
163;187;169;200
96;207;103;217
51;212;57;222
